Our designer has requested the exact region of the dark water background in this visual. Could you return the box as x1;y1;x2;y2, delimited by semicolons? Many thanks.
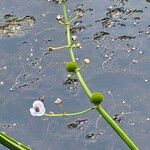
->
0;0;150;149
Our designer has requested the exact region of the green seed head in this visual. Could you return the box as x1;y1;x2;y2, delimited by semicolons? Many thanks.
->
90;92;104;105
66;61;78;72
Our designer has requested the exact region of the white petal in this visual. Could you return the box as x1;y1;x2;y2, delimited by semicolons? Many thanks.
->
30;108;38;116
36;107;46;116
33;100;44;108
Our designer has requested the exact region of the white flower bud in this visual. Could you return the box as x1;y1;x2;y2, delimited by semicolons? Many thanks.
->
77;12;83;18
56;15;62;21
76;43;82;49
84;58;91;64
67;74;72;78
72;35;77;41
54;98;63;105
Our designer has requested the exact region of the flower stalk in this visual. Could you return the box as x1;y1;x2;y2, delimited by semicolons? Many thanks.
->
48;45;69;51
44;106;95;117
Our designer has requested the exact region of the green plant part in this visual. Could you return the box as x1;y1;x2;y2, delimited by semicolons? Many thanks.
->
61;1;139;149
90;92;104;105
0;131;31;150
65;61;78;72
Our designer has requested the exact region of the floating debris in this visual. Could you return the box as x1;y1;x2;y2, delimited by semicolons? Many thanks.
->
101;5;144;28
113;114;122;123
93;31;110;41
67;119;88;129
48;0;60;3
115;35;136;41
74;8;85;14
73;20;83;26
70;26;86;34
63;77;78;86
0;14;35;38
106;7;125;18
85;132;96;139
101;17;114;28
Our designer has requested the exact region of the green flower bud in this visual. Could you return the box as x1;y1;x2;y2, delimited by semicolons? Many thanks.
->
90;92;104;105
66;61;78;72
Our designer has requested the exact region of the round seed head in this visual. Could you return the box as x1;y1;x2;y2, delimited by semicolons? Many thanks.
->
90;92;104;105
66;61;78;72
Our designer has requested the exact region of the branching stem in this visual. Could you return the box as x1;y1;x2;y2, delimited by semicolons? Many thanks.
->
62;1;139;150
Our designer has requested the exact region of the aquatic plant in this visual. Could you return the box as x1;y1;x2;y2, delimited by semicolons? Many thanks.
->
0;131;31;150
0;0;140;149
29;0;140;149
43;0;140;149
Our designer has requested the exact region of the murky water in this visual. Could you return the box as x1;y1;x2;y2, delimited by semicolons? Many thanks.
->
0;0;150;150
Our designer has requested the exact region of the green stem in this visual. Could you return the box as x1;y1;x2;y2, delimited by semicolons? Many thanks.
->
44;106;95;117
62;1;139;150
69;16;78;23
63;2;75;61
96;106;139;150
0;131;31;150
76;63;86;71
48;45;69;51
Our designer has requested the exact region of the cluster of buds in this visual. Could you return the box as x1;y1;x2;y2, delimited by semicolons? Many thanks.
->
71;36;82;49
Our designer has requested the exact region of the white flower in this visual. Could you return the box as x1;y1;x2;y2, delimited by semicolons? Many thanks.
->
76;43;82;49
67;74;72;78
54;98;62;105
84;58;91;64
30;101;46;116
56;15;62;21
72;35;77;41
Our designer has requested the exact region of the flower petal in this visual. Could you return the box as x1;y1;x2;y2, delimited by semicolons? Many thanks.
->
36;106;46;116
30;108;38;116
33;100;44;108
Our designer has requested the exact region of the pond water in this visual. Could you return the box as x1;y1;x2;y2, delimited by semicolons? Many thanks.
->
0;0;150;150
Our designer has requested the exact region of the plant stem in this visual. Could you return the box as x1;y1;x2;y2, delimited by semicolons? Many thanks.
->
44;106;95;117
0;131;31;150
62;1;139;150
48;45;69;51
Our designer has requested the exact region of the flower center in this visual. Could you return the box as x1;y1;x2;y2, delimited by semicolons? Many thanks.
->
35;106;40;112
